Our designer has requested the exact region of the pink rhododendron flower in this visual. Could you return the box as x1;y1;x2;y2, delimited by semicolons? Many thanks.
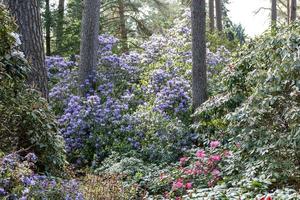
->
196;150;206;158
260;195;272;200
173;179;184;189
179;157;189;166
211;169;220;176
184;168;193;175
185;182;192;189
193;169;202;175
210;154;221;161
223;150;232;157
210;140;220;149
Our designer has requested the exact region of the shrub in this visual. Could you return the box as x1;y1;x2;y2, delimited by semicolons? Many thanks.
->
155;141;231;199
0;153;83;200
95;152;162;198
121;106;197;163
48;10;230;167
193;23;300;189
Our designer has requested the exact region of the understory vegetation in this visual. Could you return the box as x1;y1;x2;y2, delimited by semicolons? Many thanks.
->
1;2;300;200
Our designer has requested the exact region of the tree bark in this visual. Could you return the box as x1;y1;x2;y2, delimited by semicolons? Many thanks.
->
287;0;290;24
4;0;48;99
45;0;51;56
290;0;297;22
56;0;65;53
271;0;277;27
209;0;215;32
215;0;222;32
79;0;101;95
118;0;128;52
191;0;207;109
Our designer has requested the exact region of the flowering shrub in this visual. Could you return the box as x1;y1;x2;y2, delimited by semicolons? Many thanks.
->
119;106;196;163
154;141;232;199
46;35;143;165
47;25;229;165
0;153;83;200
139;9;230;95
58;94;132;165
151;74;192;119
46;8;230;169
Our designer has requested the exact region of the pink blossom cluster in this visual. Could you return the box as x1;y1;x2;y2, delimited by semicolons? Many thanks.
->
163;140;232;199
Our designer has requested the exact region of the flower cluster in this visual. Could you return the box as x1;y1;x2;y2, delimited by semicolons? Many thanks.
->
153;76;191;116
58;94;131;164
161;141;231;199
0;153;83;200
46;56;77;80
47;35;143;164
48;34;140;112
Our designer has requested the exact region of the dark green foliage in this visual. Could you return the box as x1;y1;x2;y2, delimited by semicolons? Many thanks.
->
0;6;16;57
194;23;300;186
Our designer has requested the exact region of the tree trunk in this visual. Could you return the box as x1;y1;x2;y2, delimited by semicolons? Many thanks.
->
4;0;48;99
56;0;65;53
290;0;297;22
287;0;290;24
209;0;215;32
215;0;222;32
191;0;207;109
271;0;277;27
79;0;101;95
118;0;128;52
45;0;51;56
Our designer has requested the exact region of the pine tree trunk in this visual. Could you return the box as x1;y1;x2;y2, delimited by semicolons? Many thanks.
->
79;0;101;95
271;0;277;27
209;0;215;32
287;0;290;24
291;0;297;22
4;0;48;99
191;0;207;109
215;0;222;32
45;0;51;56
56;0;65;53
118;0;128;52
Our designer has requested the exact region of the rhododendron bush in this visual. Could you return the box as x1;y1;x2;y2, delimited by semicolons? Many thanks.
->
0;153;83;199
160;140;232;199
193;23;300;197
47;11;230;166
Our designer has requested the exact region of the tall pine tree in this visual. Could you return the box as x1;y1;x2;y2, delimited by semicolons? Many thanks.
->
79;0;101;95
191;0;207;109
